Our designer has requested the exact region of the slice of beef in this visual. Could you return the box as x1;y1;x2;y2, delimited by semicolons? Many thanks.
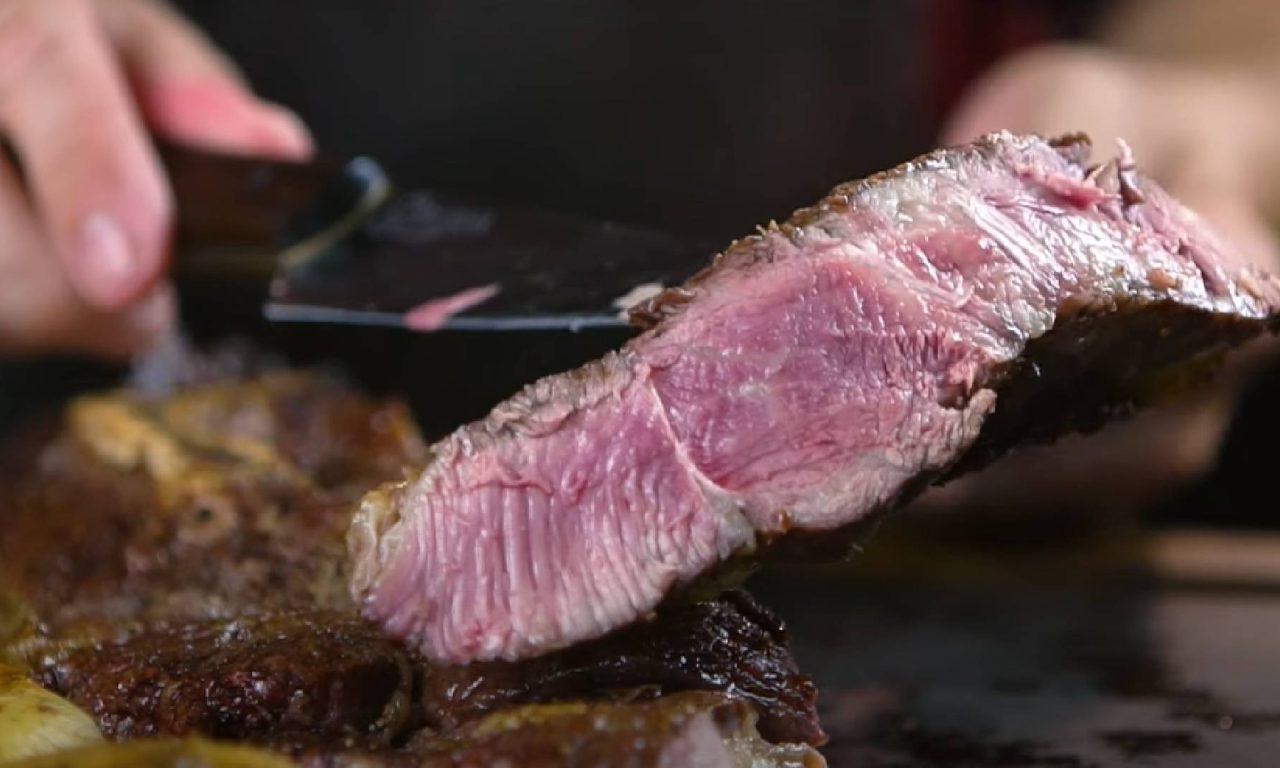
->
48;694;822;768
34;595;821;753
1;372;429;749
0;371;426;634
350;131;1280;665
0;367;822;759
44;612;414;748
404;692;824;768
422;589;823;746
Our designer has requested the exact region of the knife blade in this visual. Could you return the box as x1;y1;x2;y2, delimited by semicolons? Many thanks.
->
164;143;719;332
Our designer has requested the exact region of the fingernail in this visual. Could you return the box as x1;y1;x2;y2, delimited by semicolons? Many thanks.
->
260;104;314;158
126;282;177;337
78;212;135;306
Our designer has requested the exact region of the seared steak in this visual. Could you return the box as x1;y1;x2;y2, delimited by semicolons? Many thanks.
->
350;132;1280;665
43;612;416;747
36;595;820;752
0;364;822;762
404;692;823;768
0;694;823;768
1;372;428;750
422;589;823;746
2;375;420;631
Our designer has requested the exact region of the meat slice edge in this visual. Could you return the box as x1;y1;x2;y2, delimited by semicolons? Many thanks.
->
348;354;755;664
351;131;1280;664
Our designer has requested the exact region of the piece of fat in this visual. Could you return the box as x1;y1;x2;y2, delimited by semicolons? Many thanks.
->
0;664;102;763
613;281;666;318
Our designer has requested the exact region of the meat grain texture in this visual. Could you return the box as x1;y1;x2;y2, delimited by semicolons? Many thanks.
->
350;131;1280;665
0;363;822;764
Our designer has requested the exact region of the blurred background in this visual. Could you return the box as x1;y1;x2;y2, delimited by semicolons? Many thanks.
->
176;0;1095;238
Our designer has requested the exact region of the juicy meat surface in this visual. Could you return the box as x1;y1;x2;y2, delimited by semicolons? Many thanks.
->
1;371;429;750
45;612;415;748
7;693;827;768
0;370;426;634
0;362;822;762
350;131;1280;664
422;589;823;746
34;593;820;752
406;692;824;768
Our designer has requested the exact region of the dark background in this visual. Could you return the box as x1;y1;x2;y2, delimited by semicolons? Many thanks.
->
176;1;931;244
172;1;1104;243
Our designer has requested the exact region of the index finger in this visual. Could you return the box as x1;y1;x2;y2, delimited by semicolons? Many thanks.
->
0;0;170;310
99;0;312;159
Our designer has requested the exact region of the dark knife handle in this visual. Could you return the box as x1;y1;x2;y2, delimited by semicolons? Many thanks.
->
160;141;352;279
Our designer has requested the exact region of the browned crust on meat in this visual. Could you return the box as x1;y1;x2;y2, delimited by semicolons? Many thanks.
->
420;589;825;746
629;131;1095;331
413;691;825;767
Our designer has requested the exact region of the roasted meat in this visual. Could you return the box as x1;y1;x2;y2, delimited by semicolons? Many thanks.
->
0;361;822;764
349;132;1280;664
406;692;823;768
422;589;823;746
0;694;824;768
43;612;416;746
0;371;428;750
2;370;425;634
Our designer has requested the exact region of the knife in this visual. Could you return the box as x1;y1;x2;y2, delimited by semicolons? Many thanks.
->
163;143;720;332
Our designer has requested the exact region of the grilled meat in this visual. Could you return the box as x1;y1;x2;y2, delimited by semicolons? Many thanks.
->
0;359;822;764
350;132;1280;664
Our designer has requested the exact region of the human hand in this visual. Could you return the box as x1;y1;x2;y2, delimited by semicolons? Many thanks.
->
912;43;1280;518
0;0;313;359
943;44;1280;271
